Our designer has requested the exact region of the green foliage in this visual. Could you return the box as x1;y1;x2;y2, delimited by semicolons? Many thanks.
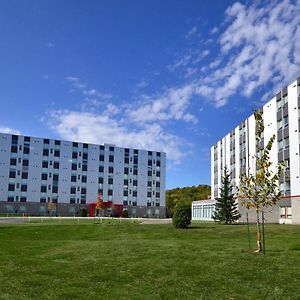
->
123;210;129;218
79;208;87;217
166;184;210;217
172;204;191;228
238;110;284;211
213;166;240;224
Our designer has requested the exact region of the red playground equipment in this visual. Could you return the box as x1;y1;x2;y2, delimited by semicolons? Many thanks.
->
89;201;124;217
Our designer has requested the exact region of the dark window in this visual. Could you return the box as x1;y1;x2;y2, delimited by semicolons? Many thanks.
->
133;157;138;164
133;180;138;186
21;185;27;192
70;187;76;194
52;186;58;193
133;169;138;175
42;161;48;168
20;197;26;203
99;166;104;172
156;171;160;177
53;174;59;181
72;164;77;170
148;160;152;166
156;192;160;198
81;188;86;195
100;145;105;150
123;200;128;206
109;155;114;163
148;151;152;155
23;159;29;167
22;172;28;179
108;178;113;185
156;152;161;157
133;191;137;197
9;171;16;178
23;146;30;154
147;181;152;187
99;155;104;161
41;186;47;193
41;173;48;180
124;179;128;185
132;201;137;206
40;198;47;203
109;146;114;152
124;167;129;174
52;199;57;204
156;182;160;187
147;202;151;207
82;152;88;160
55;140;60;145
98;177;103;184
147;192;152;197
8;184;15;191
108;189;113;196
134;149;138;154
10;158;17;165
12;135;18;143
72;152;78;159
124;157;129;164
54;150;60;157
83;143;88;149
123;190;128;196
43;149;49;156
53;162;59;169
73;142;78;147
70;198;75;204
82;164;88;171
81;175;87;183
125;148;129;153
156;161;161;167
148;170;152;176
98;188;103;194
44;139;49;144
7;197;14;202
109;166;113;173
81;199;86;204
11;145;17;153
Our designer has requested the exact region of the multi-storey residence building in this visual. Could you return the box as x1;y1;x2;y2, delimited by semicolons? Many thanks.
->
211;76;300;224
0;133;166;217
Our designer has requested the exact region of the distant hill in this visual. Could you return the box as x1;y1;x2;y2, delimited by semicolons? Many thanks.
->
166;185;211;217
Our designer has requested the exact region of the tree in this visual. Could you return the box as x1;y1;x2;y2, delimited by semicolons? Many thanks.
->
238;110;284;253
95;193;104;221
213;166;240;224
173;204;191;228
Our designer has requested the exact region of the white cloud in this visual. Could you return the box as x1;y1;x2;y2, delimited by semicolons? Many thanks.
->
185;26;198;39
210;27;218;34
48;110;187;164
0;127;21;135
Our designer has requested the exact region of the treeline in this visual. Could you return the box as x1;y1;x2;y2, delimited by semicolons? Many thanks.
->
166;184;211;217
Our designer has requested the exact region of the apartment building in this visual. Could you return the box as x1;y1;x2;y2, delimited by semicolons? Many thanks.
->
211;76;300;224
0;133;166;217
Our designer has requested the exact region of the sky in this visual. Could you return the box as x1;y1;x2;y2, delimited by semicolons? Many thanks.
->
0;0;300;190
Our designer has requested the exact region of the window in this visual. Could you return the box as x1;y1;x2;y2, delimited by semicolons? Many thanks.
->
83;143;88;149
43;139;49;144
108;178;113;185
55;140;60;145
72;164;77;171
82;164;88;171
156;192;160;198
81;175;87;183
70;187;76;194
41;173;48;180
147;192;152;197
72;152;78;159
40;198;46;203
42;161;48;168
156;152;161;157
70;198;75;204
20;197;26;203
82;152;88;160
133;157;138;164
133;191;137;197
148;160;152;166
124;157;129;164
148;170;152;176
109;166;113;173
9;171;16;178
23;146;30;154
125;148;129;153
123;190;128;196
52;186;58;193
7;197;14;202
11;145;17;153
22;172;28;179
123;200;128;205
148;151;152;156
53;174;59;181
133;169;138;175
134;149;138;154
156;182;160;187
108;189;113;196
41;186;47;193
22;159;29;167
124;167;129;174
147;181;152;187
53;162;59;169
20;184;27;192
71;175;76;182
156;161;161;167
10;158;17;165
73;142;78;147
124;179;128;185
98;177;103;184
100;145;105;150
54;150;60;157
156;171;160;177
99;166;104;172
8;184;15;191
81;188;86;195
133;180;137;186
81;199;86;204
99;155;104;161
109;146;114;152
43;149;49;156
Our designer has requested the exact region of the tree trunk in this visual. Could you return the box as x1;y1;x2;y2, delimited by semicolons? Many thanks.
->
255;210;262;253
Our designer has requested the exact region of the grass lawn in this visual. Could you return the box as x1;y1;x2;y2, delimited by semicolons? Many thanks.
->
0;219;299;300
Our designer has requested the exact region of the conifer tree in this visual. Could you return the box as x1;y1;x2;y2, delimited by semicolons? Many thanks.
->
213;166;240;224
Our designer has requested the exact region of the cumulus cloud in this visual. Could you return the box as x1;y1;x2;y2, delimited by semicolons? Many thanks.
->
0;127;21;135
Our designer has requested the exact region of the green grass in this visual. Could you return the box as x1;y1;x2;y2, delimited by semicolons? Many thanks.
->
0;220;299;300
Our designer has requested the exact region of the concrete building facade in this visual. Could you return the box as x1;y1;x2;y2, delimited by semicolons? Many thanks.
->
211;76;300;224
0;133;166;217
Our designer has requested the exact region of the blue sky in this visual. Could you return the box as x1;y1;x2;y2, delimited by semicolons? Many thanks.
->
1;0;300;190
